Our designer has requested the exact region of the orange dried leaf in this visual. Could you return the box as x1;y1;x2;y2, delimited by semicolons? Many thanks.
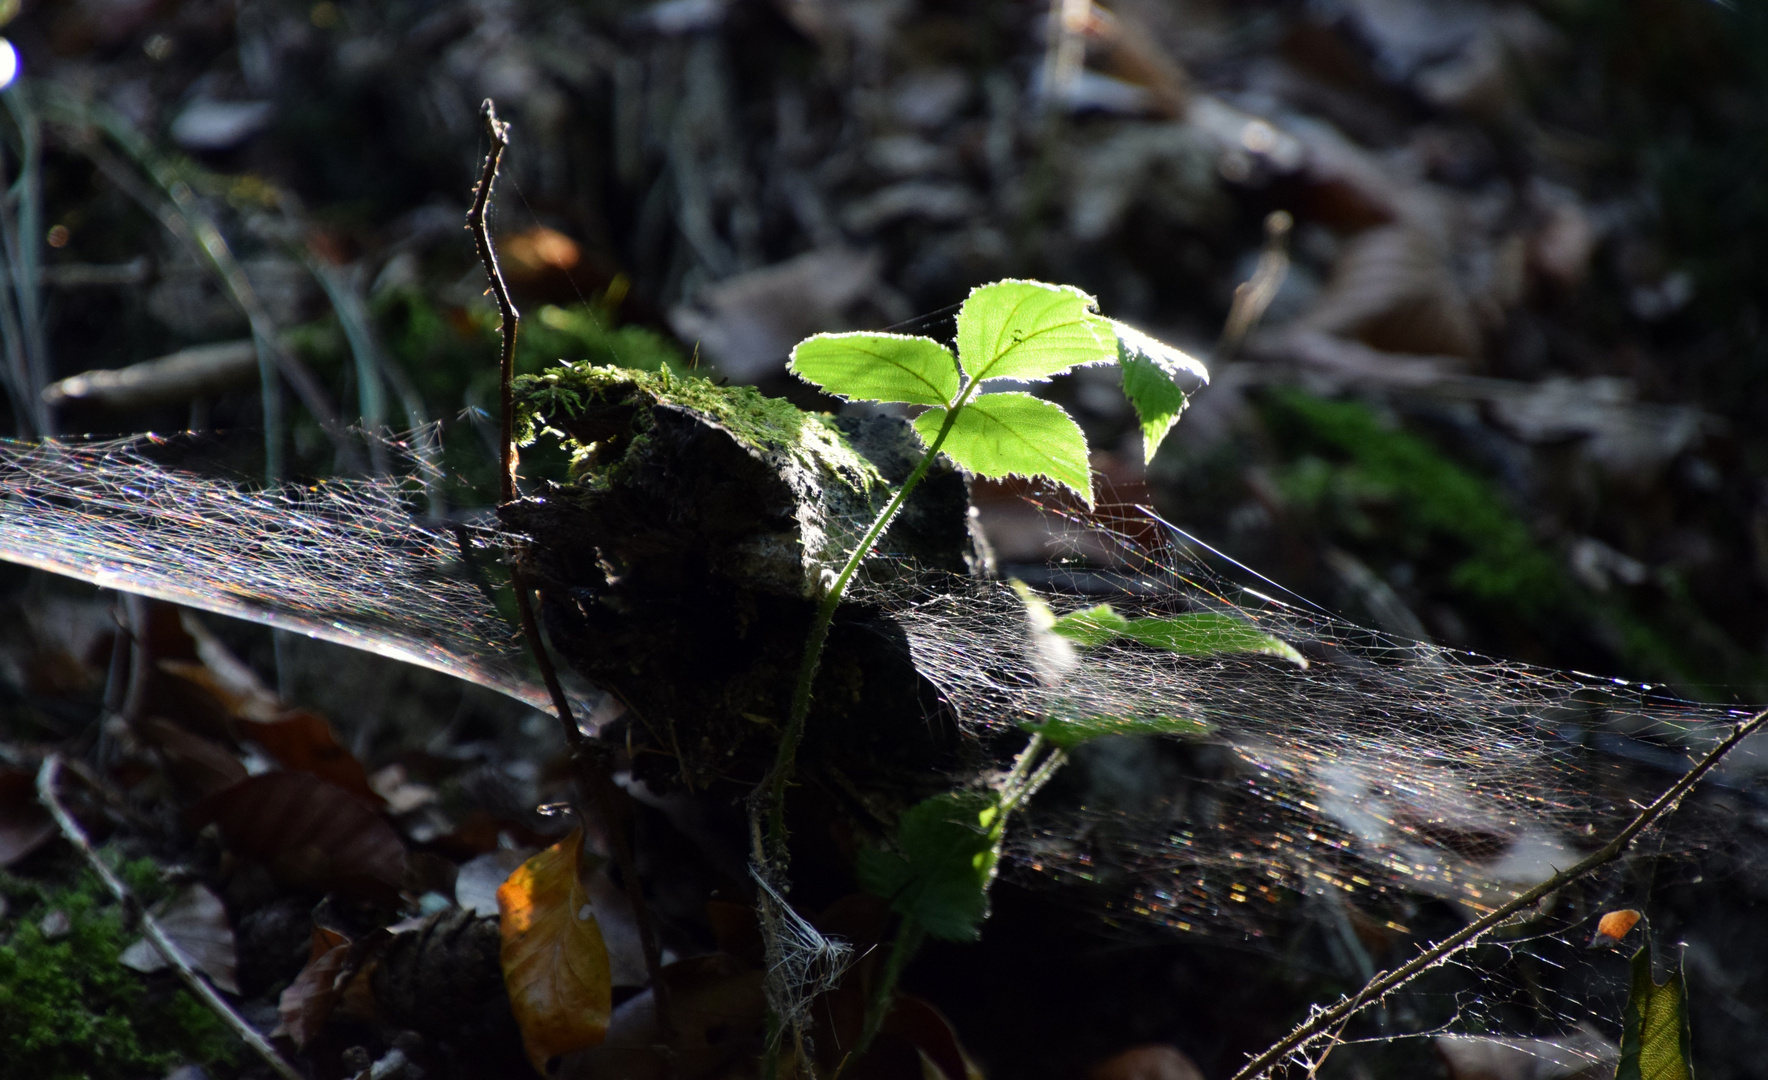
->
1597;908;1643;943
275;926;350;1048
244;709;380;804
497;827;612;1074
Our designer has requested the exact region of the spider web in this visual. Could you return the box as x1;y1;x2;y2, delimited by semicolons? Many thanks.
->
851;495;1764;1071
0;435;552;712
1;434;1761;1069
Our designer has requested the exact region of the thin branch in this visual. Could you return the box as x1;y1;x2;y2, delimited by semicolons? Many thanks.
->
465;98;677;1051
35;754;303;1080
466;99;519;507
1230;705;1768;1080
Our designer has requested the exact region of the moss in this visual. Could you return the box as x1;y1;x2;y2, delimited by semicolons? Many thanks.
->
1263;390;1565;614
515;361;884;491
0;856;239;1080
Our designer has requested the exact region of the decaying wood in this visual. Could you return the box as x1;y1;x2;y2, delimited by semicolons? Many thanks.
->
505;367;994;812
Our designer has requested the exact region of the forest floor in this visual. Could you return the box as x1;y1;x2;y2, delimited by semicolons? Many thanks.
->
3;0;1768;1078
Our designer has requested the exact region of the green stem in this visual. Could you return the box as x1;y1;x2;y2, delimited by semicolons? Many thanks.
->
836;918;926;1078
757;378;980;857
751;376;979;1076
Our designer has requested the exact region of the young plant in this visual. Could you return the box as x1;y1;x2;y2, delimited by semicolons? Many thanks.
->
756;280;1206;861
749;280;1206;1063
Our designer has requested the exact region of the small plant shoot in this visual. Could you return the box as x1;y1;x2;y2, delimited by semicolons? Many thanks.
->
753;280;1208;1061
789;279;1208;502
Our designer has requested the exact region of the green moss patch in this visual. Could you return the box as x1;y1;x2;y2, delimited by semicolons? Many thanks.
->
515;362;885;491
0;858;239;1080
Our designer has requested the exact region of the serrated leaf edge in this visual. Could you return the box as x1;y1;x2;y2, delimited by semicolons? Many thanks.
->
961;280;1111;383
787;330;959;405
917;393;1095;505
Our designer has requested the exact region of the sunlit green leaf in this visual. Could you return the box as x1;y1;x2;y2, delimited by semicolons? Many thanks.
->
956;280;1114;383
1121;354;1190;464
856;792;1005;942
1022;710;1210;749
1048;603;1131;647
1110;319;1209;384
788;332;960;406
915;392;1093;505
1045;602;1305;666
1617;941;1694;1080
1111;321;1206;464
1120;612;1306;666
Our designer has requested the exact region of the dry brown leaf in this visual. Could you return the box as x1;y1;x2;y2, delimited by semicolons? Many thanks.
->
138;717;247;800
880;995;984;1080
119;883;240;994
192;771;405;902
179;610;287;717
243;709;380;804
0;768;55;867
1301;224;1481;359
1086;1044;1205;1080
562;953;765;1080
497;826;613;1074
153;659;255;738
274;925;351;1048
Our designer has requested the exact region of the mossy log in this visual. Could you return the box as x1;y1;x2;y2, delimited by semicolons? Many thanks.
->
502;365;994;811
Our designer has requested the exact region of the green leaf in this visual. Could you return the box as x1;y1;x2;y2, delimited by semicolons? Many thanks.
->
1121;353;1190;464
788;332;959;406
1120;612;1306;666
1618;941;1694;1080
1048;603;1132;647
1112;321;1206;464
1044;602;1306;666
1022;710;1209;749
857;792;1005;942
1110;319;1209;385
956;280;1114;383
915;392;1093;505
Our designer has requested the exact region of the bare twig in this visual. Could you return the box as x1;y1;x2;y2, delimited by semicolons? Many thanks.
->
35;754;303;1080
1218;209;1291;361
465;100;519;508
466;98;677;1051
1230;705;1768;1080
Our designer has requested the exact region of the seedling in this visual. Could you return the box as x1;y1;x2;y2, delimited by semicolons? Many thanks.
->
757;280;1207;839
749;279;1210;1061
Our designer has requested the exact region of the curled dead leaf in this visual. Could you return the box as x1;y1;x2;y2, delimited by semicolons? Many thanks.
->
275;925;351;1048
119;883;240;994
1594;908;1642;945
192;771;405;902
138;717;247;800
243;709;380;804
497;827;613;1074
562;953;765;1080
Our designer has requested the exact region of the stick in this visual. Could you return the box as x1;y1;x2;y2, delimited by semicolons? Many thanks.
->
35;754;303;1080
1229;705;1768;1080
465;98;677;1050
